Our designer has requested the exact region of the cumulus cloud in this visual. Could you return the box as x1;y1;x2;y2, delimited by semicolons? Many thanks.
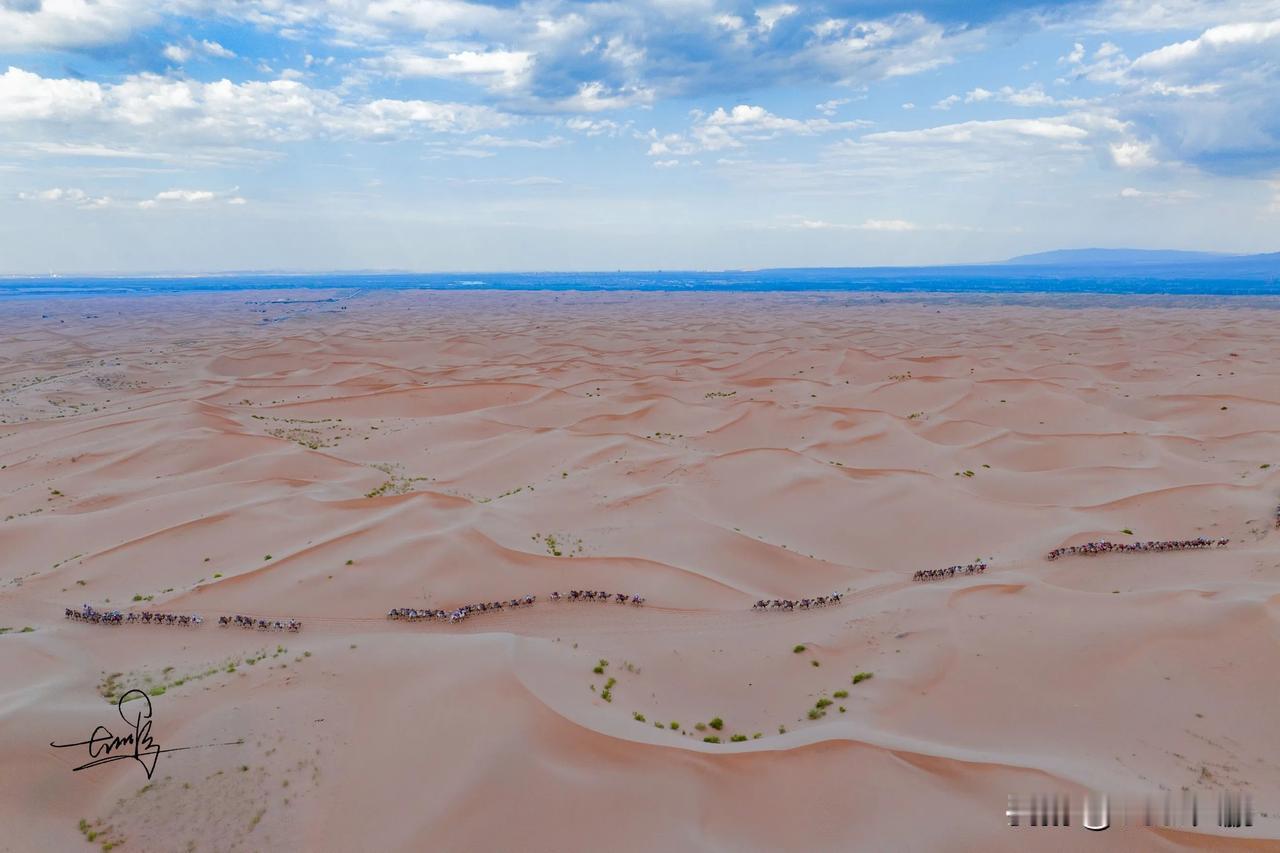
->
1059;19;1280;173
164;37;237;64
0;0;159;51
137;188;247;208
647;103;868;156
935;83;1057;109
821;111;1160;183
381;49;534;93
17;187;111;208
816;98;851;116
0;66;512;148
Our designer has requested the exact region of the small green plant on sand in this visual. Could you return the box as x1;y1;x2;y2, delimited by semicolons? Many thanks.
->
730;734;747;742
833;690;848;698
709;717;724;730
852;672;874;685
793;645;806;653
703;736;720;744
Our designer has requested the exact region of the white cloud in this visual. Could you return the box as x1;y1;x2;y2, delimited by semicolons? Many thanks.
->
0;0;158;51
163;37;236;65
17;186;111;208
0;67;103;121
467;134;566;149
755;4;798;33
648;103;868;155
936;83;1057;110
555;81;654;112
1109;140;1158;167
382;49;534;93
1081;1;1280;33
1118;186;1198;202
816;97;851;116
200;39;236;59
864;117;1092;146
163;44;193;64
0;67;513;147
565;117;623;136
135;188;250;208
792;217;918;231
805;13;980;83
653;159;679;167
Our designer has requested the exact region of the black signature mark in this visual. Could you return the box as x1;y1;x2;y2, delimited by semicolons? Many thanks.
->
51;690;241;779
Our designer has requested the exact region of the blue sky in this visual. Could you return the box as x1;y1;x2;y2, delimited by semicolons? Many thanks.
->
1;0;1278;272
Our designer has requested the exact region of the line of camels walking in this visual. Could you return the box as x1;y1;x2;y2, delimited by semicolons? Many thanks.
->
64;516;1264;629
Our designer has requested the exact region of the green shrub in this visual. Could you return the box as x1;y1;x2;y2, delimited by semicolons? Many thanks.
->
709;717;724;730
593;666;604;674
778;725;787;734
703;736;720;744
633;712;646;723
793;645;806;653
752;732;763;739
811;660;820;667
148;685;166;697
852;672;874;685
670;721;679;730
833;690;848;698
730;734;747;742
815;697;833;709
807;708;824;720
694;722;707;731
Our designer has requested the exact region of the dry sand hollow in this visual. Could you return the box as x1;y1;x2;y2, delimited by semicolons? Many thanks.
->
1;289;1279;852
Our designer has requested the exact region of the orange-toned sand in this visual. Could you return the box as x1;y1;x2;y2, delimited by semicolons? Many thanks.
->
2;290;1279;852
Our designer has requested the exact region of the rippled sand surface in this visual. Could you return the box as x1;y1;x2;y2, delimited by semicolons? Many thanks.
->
2;290;1279;851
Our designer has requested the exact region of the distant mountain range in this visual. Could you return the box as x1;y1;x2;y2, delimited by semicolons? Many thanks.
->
1002;248;1236;266
763;248;1280;281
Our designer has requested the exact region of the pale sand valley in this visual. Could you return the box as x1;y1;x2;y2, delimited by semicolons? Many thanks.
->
2;290;1280;852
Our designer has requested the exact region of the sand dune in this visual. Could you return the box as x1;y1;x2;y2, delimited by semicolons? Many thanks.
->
2;291;1279;851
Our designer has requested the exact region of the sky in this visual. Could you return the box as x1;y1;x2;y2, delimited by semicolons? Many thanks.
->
1;0;1279;273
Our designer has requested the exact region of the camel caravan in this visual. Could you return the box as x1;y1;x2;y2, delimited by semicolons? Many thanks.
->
389;594;538;624
65;604;203;626
218;614;301;632
1046;537;1228;560
552;590;646;606
752;592;844;610
913;562;988;582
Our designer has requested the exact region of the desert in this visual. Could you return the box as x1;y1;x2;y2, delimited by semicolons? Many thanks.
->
2;289;1279;852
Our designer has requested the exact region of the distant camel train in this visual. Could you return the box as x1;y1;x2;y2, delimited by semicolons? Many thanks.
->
65;605;202;626
913;562;987;582
1047;537;1228;560
752;593;844;610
